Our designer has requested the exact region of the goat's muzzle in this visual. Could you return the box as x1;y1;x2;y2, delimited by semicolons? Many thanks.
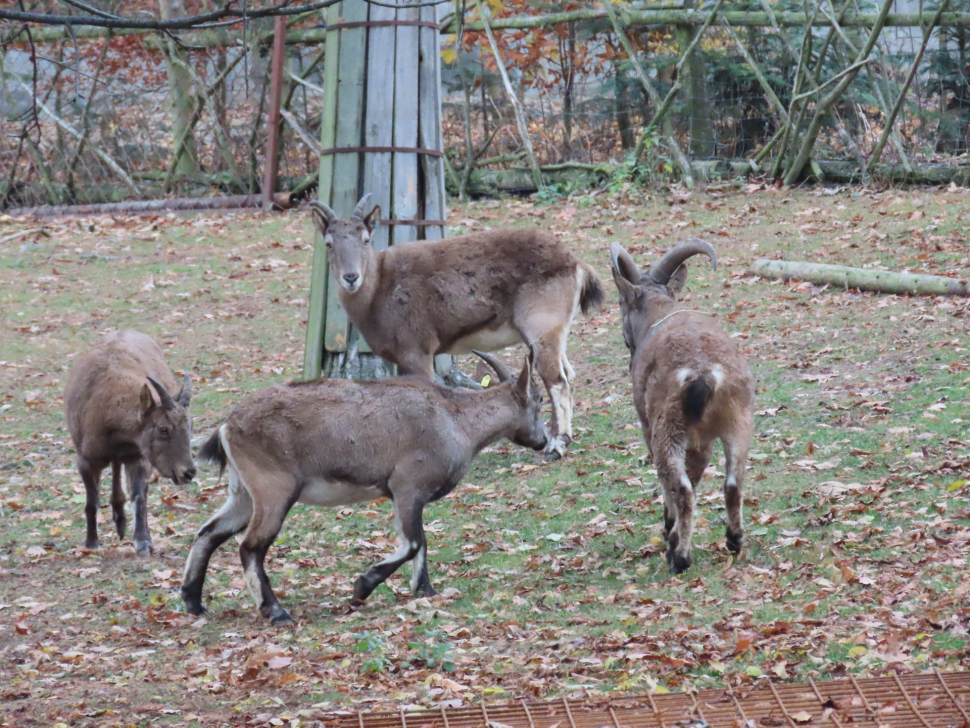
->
341;273;361;292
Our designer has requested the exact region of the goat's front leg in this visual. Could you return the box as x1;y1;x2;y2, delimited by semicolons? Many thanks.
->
352;491;426;605
78;455;104;549
127;459;153;556
110;461;126;540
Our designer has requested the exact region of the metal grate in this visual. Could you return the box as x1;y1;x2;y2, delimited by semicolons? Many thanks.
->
329;670;970;728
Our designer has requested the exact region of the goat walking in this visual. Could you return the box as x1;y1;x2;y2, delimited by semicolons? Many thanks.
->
65;330;195;555
182;353;547;624
309;196;603;459
610;240;754;573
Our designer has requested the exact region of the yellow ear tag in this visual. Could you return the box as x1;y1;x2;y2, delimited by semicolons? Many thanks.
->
480;374;491;388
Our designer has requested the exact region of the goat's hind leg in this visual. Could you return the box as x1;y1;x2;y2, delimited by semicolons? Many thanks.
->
656;443;695;574
722;437;749;554
532;331;573;460
353;491;425;605
182;471;254;616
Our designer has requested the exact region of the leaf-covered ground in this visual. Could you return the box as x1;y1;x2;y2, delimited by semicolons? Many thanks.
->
1;184;969;728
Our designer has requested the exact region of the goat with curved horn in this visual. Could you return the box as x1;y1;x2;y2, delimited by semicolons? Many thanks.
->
609;240;753;577
649;237;717;284
352;193;372;219
176;372;192;408
306;189;605;460
472;350;514;382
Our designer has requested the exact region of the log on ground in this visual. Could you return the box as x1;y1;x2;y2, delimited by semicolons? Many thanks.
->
751;259;969;296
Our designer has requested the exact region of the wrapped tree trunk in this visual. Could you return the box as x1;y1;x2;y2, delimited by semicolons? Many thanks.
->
159;0;201;180
303;0;450;381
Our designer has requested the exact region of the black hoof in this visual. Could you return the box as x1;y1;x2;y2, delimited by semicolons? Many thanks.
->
84;538;100;550
269;607;294;626
726;529;743;554
666;547;691;574
415;584;439;598
134;539;153;557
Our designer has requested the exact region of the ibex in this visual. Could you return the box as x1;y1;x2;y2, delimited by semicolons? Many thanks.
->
65;330;195;556
610;240;754;574
308;195;603;459
182;352;547;625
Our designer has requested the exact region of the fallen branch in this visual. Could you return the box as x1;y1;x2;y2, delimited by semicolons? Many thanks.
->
0;227;46;245
280;108;321;156
750;259;969;296
7;193;292;219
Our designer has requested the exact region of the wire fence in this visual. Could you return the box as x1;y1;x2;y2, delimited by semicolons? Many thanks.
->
3;3;970;210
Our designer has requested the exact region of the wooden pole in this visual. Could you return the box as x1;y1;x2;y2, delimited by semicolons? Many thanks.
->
262;15;287;211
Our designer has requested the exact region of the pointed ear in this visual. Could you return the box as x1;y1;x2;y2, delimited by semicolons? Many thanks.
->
515;354;533;400
667;263;688;298
610;242;640;284
176;372;192;408
140;382;157;415
612;266;642;307
363;204;382;232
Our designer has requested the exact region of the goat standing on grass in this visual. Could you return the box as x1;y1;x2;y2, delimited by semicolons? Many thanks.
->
609;240;754;574
309;195;603;460
182;352;547;625
65;331;195;555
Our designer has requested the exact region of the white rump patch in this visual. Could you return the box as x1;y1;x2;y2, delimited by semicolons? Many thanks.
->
447;322;522;355
677;368;693;387
299;479;382;508
710;364;725;389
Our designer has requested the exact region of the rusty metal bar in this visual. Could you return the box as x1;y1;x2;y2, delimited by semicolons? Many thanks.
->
686;687;709;726
890;671;933;728
519;700;536;728
439;705;452;728
766;680;799;728
607;706;623;728
480;701;490;727
358;711;366;728
935;669;970;724
561;697;579;728
262;14;287;211
726;683;750;726
808;676;844;728
645;691;667;728
848;674;879;720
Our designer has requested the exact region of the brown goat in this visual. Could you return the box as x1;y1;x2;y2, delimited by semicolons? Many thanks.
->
610;240;754;574
182;352;547;625
65;331;195;555
309;195;603;459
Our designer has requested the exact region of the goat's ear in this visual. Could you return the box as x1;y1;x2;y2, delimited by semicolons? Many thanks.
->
311;206;330;236
610;242;640;284
515;354;533;399
667;264;688;298
363;204;382;232
140;382;157;415
612;266;642;307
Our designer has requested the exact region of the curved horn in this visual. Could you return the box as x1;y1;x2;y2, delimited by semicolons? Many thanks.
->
352;193;372;219
649;238;717;284
176;372;192;408
472;350;514;383
146;376;176;411
309;199;337;222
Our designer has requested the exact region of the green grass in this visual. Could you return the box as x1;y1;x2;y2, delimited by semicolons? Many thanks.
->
1;187;969;726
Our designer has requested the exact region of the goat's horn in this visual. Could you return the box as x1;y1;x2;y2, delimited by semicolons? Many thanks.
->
352;193;372;219
146;376;176;411
472;350;514;383
176;372;192;407
649;238;717;284
309;199;337;222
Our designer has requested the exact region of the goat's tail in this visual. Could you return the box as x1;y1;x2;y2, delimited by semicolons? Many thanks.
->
579;263;605;316
679;367;720;425
199;425;227;480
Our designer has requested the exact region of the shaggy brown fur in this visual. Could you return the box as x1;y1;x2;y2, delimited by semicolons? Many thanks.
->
610;241;754;574
64;330;195;555
310;197;603;459
182;354;547;625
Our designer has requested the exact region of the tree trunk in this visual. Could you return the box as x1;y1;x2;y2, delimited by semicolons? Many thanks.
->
615;67;636;150
751;259;970;296
562;20;576;156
